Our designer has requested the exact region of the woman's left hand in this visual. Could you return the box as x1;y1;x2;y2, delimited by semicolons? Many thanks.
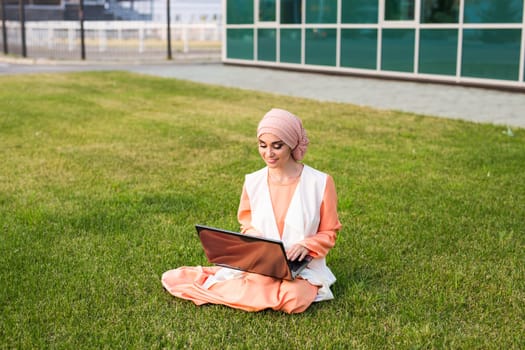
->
286;244;310;261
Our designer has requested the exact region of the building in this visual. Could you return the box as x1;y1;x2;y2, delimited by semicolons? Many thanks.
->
1;0;145;21
1;0;221;22
151;0;221;23
222;0;525;89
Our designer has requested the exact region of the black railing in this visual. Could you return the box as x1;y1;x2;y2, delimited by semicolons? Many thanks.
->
1;0;7;54
0;0;221;62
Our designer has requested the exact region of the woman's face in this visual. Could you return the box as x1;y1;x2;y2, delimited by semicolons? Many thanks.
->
258;133;293;169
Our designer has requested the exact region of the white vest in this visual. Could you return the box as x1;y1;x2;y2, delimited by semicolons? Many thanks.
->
245;164;336;301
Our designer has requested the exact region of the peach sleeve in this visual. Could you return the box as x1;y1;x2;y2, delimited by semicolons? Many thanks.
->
302;175;342;258
237;175;342;257
238;185;260;235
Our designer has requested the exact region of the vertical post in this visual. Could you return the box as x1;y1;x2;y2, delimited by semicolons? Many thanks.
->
98;27;104;52
47;26;53;50
68;26;75;51
1;0;8;54
79;0;85;60
182;26;188;53
138;25;144;53
166;0;172;60
19;0;26;57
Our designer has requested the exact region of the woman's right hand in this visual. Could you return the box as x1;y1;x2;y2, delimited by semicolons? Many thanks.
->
286;243;310;261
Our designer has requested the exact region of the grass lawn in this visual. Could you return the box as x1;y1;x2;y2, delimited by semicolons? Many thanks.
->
0;71;524;349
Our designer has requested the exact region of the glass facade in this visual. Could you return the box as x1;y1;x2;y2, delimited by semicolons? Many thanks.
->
385;0;415;20
306;0;338;24
280;29;302;64
227;29;253;60
281;0;302;24
381;29;415;72
342;0;379;23
462;29;521;81
305;28;337;66
464;0;523;24
224;0;525;88
420;0;459;23
340;29;377;70
226;0;253;24
259;0;276;22
258;29;276;62
419;29;458;76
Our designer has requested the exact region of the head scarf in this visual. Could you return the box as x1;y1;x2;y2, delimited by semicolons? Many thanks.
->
257;108;309;161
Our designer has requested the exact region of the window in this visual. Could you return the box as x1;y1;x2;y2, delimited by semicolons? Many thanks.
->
419;29;458;75
259;0;276;22
227;0;254;24
341;29;378;70
464;0;523;24
227;29;254;60
462;29;521;80
258;29;276;61
381;29;415;72
420;0;459;23
306;0;338;24
280;29;302;63
384;0;415;20
305;28;337;66
281;0;302;24
341;0;379;24
32;0;61;5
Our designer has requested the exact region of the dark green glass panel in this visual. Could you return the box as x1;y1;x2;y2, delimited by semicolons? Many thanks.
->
342;0;379;23
258;29;276;61
281;0;302;24
280;29;302;63
227;29;254;60
226;0;254;24
419;29;457;75
381;29;414;72
305;28;337;66
259;0;276;21
385;0;415;20
462;29;521;81
340;29;377;69
464;0;523;23
420;0;459;23
306;0;337;23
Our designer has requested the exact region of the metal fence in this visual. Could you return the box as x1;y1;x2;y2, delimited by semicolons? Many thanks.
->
1;20;222;61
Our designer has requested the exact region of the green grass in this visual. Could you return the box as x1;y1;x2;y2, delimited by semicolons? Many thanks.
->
0;71;524;349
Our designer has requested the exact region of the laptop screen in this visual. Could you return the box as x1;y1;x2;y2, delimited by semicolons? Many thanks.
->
196;225;310;280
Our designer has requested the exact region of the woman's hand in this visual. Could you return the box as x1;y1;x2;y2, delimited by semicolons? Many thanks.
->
286;244;310;261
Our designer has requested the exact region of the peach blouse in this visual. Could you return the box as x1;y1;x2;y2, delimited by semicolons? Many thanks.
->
237;174;342;258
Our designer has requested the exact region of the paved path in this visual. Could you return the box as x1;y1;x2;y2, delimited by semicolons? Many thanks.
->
1;57;524;129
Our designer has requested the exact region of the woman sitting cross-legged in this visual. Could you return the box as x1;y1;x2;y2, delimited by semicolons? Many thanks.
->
161;108;342;313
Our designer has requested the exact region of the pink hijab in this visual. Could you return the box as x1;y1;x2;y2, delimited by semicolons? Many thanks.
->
257;108;309;161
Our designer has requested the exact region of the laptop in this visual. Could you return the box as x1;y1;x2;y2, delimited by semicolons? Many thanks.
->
195;224;312;281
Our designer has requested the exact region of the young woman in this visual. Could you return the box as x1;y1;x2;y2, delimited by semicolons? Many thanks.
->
161;108;342;313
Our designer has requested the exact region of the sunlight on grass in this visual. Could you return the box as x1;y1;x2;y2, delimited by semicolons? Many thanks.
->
0;71;524;349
